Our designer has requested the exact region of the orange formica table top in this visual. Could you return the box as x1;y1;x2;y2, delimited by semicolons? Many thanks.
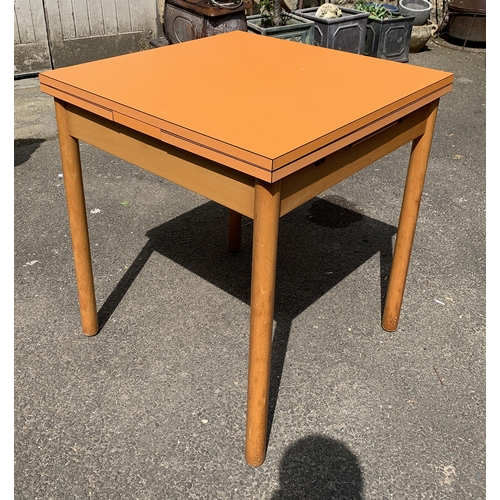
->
40;30;453;180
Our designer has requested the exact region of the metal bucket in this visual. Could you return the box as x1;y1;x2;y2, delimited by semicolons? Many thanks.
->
447;0;486;43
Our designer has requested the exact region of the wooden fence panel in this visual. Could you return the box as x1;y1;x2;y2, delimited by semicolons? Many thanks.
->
15;0;159;74
14;0;51;75
87;0;106;36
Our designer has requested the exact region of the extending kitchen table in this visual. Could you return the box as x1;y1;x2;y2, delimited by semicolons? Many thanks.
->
40;30;453;466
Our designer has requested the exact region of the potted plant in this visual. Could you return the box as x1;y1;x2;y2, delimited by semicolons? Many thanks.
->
294;3;369;53
354;1;414;62
246;0;315;44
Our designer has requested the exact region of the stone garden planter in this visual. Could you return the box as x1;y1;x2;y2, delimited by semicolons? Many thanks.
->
246;13;315;44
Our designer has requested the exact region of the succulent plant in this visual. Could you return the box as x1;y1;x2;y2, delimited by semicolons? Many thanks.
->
315;4;343;19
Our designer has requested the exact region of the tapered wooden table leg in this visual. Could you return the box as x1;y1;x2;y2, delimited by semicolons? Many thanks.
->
382;101;440;332
228;209;242;253
245;179;281;467
54;99;99;336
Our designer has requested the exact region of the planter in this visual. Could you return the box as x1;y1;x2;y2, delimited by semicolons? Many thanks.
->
447;0;486;43
294;6;369;53
409;20;437;52
366;2;399;13
398;0;432;26
164;2;247;43
246;13;315;44
381;4;399;13
364;14;414;62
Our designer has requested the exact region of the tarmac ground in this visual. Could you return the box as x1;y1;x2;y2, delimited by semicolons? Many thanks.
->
14;35;486;499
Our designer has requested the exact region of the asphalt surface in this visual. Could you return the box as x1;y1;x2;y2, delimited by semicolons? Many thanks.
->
14;36;486;499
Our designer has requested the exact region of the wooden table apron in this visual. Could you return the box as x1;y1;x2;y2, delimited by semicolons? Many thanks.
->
52;92;440;466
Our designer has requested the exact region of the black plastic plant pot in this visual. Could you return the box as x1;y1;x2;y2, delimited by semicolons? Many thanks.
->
364;15;414;62
294;7;369;54
246;13;315;44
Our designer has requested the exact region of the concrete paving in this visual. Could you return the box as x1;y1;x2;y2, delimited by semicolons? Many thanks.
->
14;37;486;499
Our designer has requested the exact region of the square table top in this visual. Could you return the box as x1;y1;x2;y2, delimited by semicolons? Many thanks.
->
40;30;453;179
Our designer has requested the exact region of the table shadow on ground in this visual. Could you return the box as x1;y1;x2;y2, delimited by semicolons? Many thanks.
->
14;138;46;167
270;434;363;500
97;194;397;443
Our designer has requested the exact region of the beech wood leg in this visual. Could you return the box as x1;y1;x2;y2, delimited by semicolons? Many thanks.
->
54;99;99;336
382;101;439;332
228;209;242;252
245;179;281;466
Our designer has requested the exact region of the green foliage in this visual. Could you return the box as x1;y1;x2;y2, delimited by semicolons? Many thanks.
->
258;0;292;28
259;0;274;19
354;1;393;20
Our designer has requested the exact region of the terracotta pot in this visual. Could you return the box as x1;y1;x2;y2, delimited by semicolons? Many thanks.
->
409;20;437;52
